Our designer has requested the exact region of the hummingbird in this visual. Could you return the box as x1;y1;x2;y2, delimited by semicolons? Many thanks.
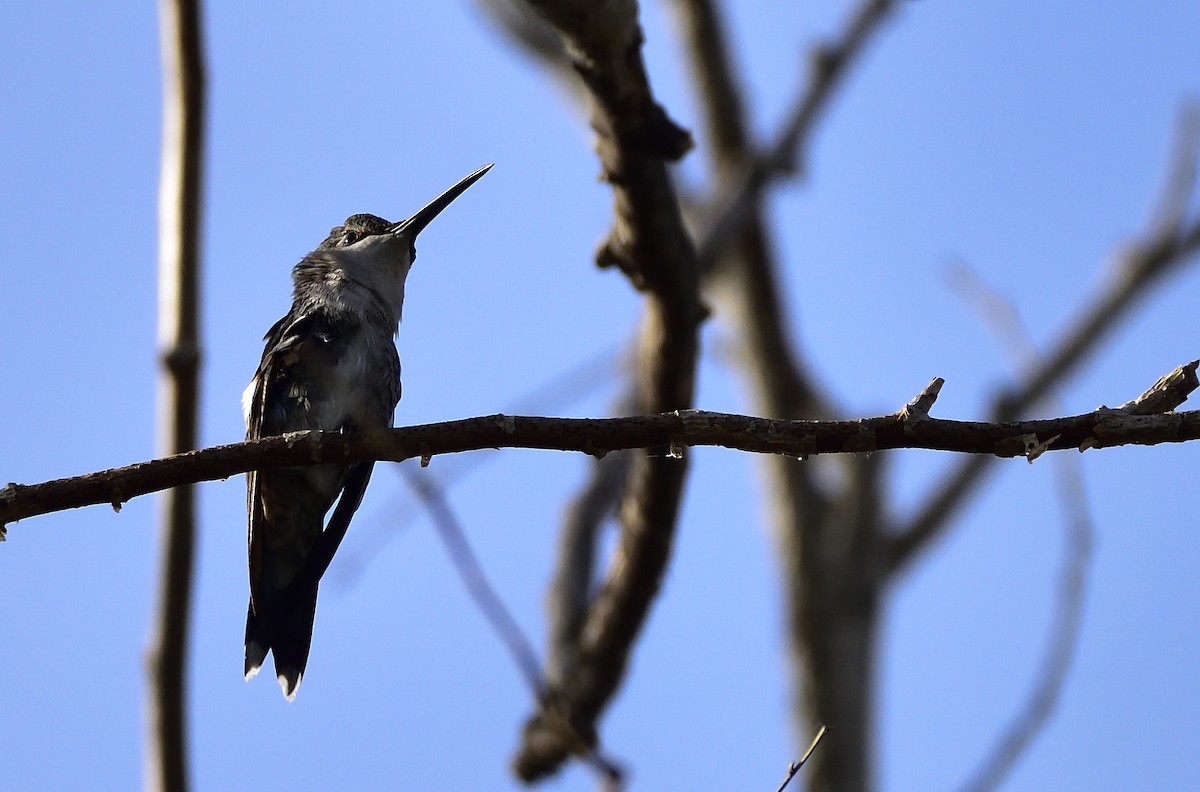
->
242;164;492;699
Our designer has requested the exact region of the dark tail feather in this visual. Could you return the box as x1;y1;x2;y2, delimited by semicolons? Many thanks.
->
243;589;319;701
244;600;269;681
243;464;370;699
270;589;318;701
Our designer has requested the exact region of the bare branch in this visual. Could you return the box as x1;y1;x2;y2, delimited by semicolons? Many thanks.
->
888;107;1200;574
1114;360;1200;415
400;466;626;788
492;1;702;779
694;0;898;270
402;467;546;697
670;7;900;789
145;0;205;789
544;378;636;691
776;725;828;792
331;343;622;589
956;455;1093;792
1149;102;1200;241
546;450;633;687
666;0;750;168
946;264;1096;792
3;371;1196;532
475;0;570;76
671;0;834;421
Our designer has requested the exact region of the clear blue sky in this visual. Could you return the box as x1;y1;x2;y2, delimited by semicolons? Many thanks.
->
2;1;1198;790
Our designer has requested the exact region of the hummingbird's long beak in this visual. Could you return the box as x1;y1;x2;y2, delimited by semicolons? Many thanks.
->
389;164;493;238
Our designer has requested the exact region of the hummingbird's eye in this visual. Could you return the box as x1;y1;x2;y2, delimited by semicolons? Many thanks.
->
343;231;360;246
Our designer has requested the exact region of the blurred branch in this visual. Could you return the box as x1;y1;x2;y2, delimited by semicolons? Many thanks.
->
693;0;898;270
888;105;1200;575
402;468;547;698
332;343;623;589
474;0;575;84
671;4;900;789
401;467;626;789
670;0;834;420
4;375;1198;530
546;448;633;687
946;264;1095;792
544;380;636;695
957;456;1092;792
1149;104;1200;240
145;0;205;789
490;0;703;780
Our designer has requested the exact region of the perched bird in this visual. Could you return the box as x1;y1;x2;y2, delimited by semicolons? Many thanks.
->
242;164;491;699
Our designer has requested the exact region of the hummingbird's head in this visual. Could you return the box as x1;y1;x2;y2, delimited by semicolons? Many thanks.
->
317;164;494;268
302;165;492;328
319;214;393;251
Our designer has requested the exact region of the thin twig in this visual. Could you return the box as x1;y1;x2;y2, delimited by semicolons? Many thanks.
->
671;0;835;421
776;725;828;792
400;466;625;788
145;0;205;789
401;466;545;697
693;0;898;271
888;106;1200;575
1149;102;1200;240
946;264;1095;792
473;0;575;85
956;452;1092;792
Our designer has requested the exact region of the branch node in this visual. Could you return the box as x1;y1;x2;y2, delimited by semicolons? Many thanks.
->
594;235;646;290
642;99;694;161
901;376;946;433
1118;359;1200;415
775;724;827;792
496;414;518;434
